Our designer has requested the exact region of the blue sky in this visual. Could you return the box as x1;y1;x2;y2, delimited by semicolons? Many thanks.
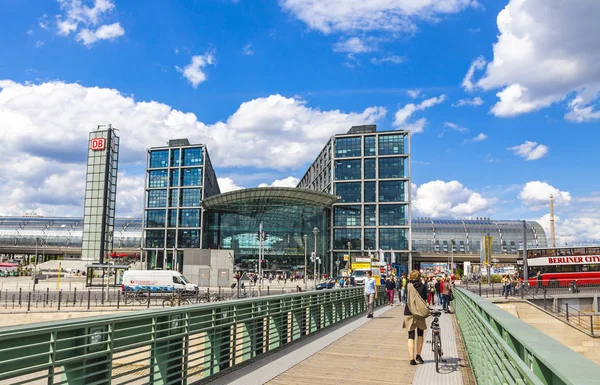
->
1;0;599;243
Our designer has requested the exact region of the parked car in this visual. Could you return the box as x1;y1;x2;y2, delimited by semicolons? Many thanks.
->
316;278;337;290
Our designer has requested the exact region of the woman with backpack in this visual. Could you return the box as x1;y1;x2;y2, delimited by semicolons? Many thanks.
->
403;269;429;366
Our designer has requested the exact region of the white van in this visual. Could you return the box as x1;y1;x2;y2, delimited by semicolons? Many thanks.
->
122;270;198;293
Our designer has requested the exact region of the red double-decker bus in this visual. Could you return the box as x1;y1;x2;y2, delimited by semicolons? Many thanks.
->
523;246;600;287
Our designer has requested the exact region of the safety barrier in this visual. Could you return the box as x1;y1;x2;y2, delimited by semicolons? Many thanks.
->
454;288;600;385
0;286;384;384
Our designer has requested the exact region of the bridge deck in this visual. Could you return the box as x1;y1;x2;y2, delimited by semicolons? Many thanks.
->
216;299;472;385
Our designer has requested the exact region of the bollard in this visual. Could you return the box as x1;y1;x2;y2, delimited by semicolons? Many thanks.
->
87;290;91;310
19;288;22;306
58;291;62;311
73;288;77;306
27;292;31;312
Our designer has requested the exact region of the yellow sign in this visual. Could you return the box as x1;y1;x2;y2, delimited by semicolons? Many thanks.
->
343;255;349;261
351;263;371;269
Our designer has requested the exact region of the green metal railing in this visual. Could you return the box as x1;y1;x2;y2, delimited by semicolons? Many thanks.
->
454;287;600;385
0;286;385;385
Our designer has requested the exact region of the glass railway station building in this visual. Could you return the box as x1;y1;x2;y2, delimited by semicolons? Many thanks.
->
0;125;548;274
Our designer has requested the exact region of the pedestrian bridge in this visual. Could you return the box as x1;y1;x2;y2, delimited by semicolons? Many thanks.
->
0;287;599;385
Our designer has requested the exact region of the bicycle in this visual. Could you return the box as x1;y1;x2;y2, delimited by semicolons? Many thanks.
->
429;309;444;372
162;292;193;307
123;291;149;305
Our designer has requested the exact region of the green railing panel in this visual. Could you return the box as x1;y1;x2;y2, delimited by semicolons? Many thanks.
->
0;286;384;384
455;288;600;385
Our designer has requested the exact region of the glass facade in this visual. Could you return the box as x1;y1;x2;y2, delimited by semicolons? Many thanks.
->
335;182;362;203
334;160;362;180
147;189;167;208
364;136;376;156
334;206;361;226
380;228;407;249
183;148;203;166
182;168;202;186
364;205;376;226
180;188;201;207
379;134;404;155
379;157;404;179
364;159;376;179
379;181;405;202
333;228;361;249
149;150;169;168
148;170;168;188
335;137;361;158
146;210;166;228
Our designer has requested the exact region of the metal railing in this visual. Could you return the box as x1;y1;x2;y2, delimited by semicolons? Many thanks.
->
0;286;385;384
454;287;600;385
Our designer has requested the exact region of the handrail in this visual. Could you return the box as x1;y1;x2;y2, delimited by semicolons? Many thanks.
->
454;287;600;385
0;286;386;384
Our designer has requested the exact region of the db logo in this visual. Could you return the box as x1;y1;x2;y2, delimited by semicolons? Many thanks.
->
90;138;106;151
130;280;136;284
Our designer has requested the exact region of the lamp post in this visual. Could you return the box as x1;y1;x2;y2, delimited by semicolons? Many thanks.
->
313;227;319;289
303;234;308;291
33;237;39;291
347;241;351;272
451;238;455;277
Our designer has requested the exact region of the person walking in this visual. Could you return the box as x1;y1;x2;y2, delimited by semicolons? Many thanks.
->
427;276;436;305
435;277;442;306
385;275;396;305
364;270;378;318
441;277;452;313
400;273;408;306
501;274;510;299
403;270;428;365
536;271;542;293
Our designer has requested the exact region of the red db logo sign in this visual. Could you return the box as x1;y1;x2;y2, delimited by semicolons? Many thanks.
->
90;138;106;151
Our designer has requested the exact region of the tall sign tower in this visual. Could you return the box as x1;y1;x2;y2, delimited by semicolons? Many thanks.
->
81;125;120;263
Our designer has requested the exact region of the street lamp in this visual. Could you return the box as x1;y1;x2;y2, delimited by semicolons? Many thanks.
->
303;234;308;291
33;237;39;291
313;227;319;289
450;238;455;277
347;241;351;271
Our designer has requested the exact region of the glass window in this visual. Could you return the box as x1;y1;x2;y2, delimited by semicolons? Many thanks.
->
168;209;177;227
178;229;199;248
334;206;361;226
335;182;361;203
334;137;361;158
169;189;179;207
364;228;376;250
183;147;203;166
145;210;166;228
379;204;406;226
180;188;201;206
364;136;376;156
379;134;404;155
335;160;361;180
147;189;167;208
145;230;165;248
379;228;407;250
334;228;361;249
166;229;177;248
379;181;404;202
364;181;376;202
179;209;200;227
170;169;179;187
364;159;376;179
148;170;168;188
149;150;168;168
379;157;404;179
364;205;376;226
182;168;202;186
170;149;180;167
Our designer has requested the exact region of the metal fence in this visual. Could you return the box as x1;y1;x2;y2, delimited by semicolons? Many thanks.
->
454;287;600;385
0;286;385;384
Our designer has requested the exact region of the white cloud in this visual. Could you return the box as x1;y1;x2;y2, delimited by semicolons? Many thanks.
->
0;79;386;215
393;94;446;133
35;41;45;48
279;0;478;35
485;153;498;163
462;56;485;91
176;52;215;88
413;180;493;218
507;141;548;161
452;96;483;107
518;181;571;210
443;121;467;133
26;29;34;35
39;14;49;30
475;0;600;120
218;177;244;193
333;37;375;54
471;133;487;142
258;176;300;188
371;55;405;65
243;43;254;56
55;0;124;46
76;22;124;46
406;89;420;99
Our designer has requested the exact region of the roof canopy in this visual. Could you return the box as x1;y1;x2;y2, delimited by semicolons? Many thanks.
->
201;187;338;209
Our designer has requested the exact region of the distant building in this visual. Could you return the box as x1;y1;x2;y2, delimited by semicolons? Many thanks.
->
297;125;411;274
81;126;119;263
142;139;220;270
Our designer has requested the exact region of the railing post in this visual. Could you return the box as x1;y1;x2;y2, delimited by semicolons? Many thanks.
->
73;287;77;305
117;290;120;309
566;303;569;322
544;291;547;310
479;280;482;296
27;292;31;312
58;290;62;311
590;315;594;336
18;288;22;306
147;289;151;309
87;289;91;310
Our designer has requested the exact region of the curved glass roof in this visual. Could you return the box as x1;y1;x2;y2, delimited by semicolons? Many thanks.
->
202;187;339;209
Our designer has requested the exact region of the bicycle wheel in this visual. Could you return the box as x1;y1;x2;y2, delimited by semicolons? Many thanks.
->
433;333;440;373
136;293;149;305
162;299;174;307
123;293;133;305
